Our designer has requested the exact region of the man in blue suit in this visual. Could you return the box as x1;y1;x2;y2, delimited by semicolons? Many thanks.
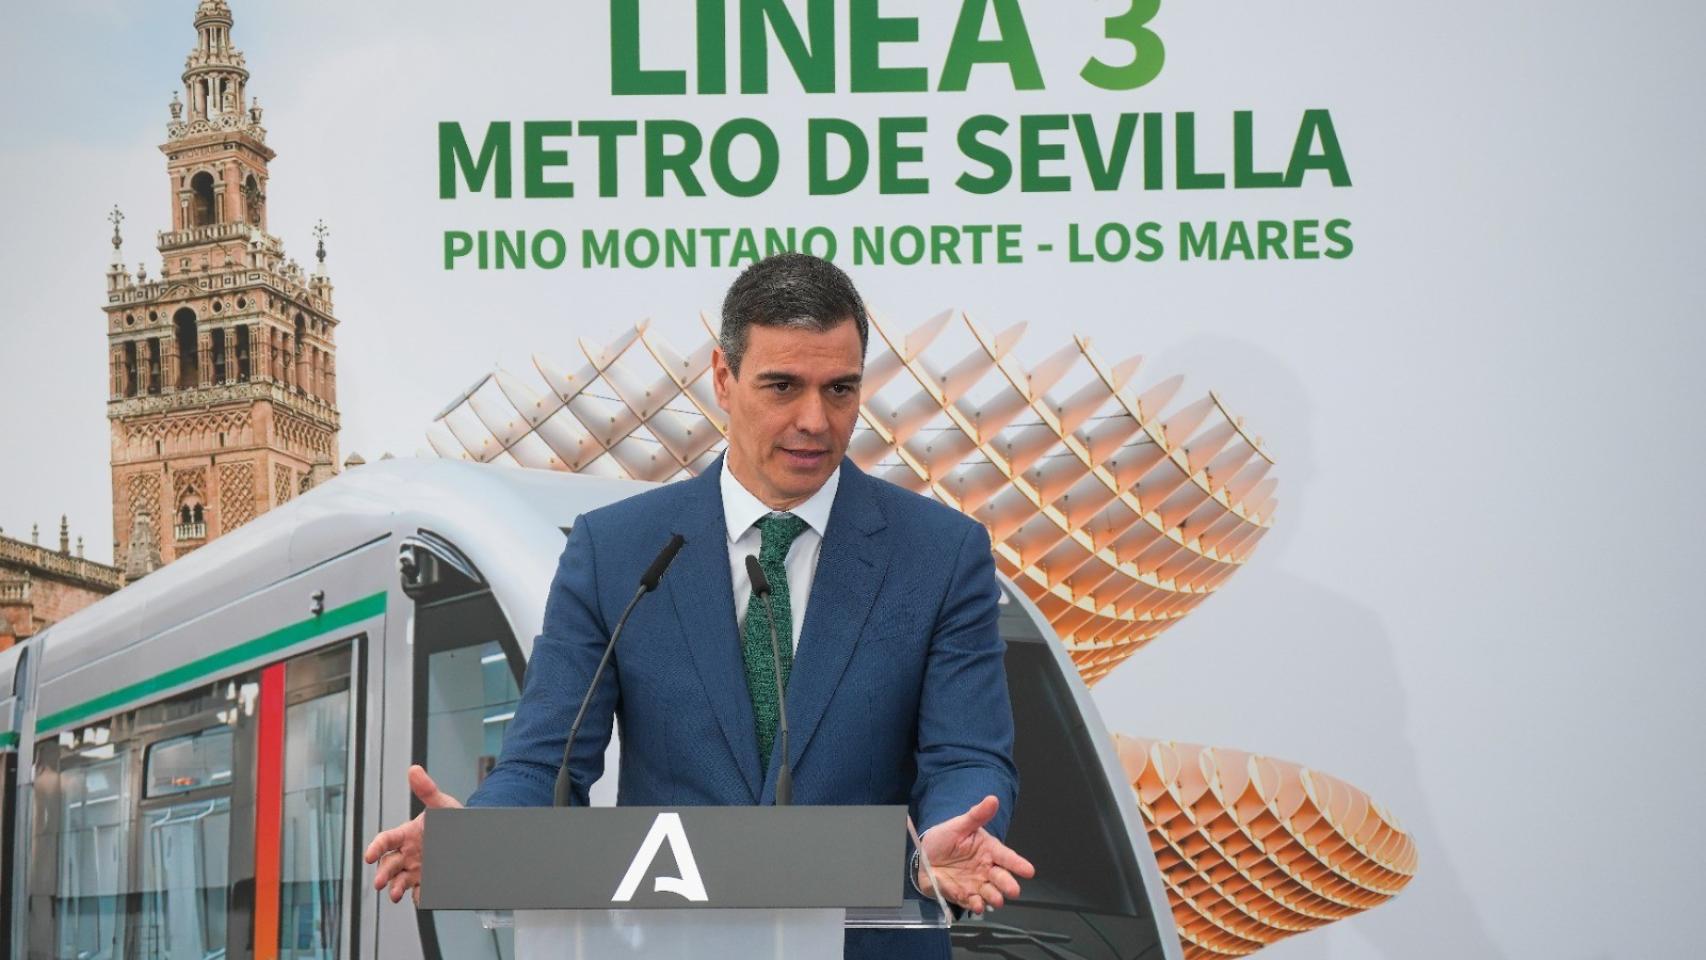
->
366;253;1033;958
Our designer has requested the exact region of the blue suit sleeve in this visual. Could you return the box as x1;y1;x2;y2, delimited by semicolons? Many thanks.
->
910;520;1019;840
467;514;615;808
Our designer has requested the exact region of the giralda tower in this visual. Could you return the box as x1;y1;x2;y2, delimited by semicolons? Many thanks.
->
103;0;341;577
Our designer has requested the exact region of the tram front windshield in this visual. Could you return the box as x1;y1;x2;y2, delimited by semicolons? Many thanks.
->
950;591;1171;960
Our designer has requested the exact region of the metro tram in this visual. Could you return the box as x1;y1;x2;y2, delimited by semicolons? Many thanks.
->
0;459;1180;960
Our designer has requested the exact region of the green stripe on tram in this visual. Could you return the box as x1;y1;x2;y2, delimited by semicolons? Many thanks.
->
36;590;387;735
0;731;17;749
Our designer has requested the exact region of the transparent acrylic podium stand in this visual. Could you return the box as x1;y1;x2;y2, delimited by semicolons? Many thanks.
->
422;806;951;960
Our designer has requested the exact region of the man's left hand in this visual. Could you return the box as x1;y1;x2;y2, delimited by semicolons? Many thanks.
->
916;795;1036;914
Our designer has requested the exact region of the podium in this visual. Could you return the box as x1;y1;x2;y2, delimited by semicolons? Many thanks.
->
420;805;951;960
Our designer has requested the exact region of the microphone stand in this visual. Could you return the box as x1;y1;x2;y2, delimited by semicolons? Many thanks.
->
745;555;793;806
553;533;684;807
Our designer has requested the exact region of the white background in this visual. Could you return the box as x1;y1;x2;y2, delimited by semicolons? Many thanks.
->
3;3;1702;957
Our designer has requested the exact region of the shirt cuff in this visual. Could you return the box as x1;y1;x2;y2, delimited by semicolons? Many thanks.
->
908;827;933;898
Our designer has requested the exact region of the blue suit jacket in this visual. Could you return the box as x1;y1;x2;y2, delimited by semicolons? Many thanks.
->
468;455;1019;959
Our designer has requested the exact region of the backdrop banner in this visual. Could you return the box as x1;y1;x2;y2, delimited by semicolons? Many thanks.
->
2;3;1701;959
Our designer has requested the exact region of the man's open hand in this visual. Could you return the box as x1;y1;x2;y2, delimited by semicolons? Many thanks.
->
363;765;462;904
915;795;1036;914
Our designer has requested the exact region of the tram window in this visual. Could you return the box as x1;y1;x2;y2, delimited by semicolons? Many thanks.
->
0;749;12;952
30;638;363;960
1000;640;1143;914
944;636;1162;960
421;637;519;960
145;726;234;797
0;749;13;954
422;638;519;804
138;793;231;958
54;750;132;960
278;685;350;959
137;724;236;960
414;587;522;960
35;678;240;960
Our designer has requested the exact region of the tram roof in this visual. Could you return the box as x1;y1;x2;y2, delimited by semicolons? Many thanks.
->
31;459;653;684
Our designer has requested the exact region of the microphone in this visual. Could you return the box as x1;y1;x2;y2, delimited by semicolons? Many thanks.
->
640;534;686;591
744;554;793;807
553;533;685;807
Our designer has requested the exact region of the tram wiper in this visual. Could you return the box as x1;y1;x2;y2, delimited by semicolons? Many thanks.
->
950;921;1090;960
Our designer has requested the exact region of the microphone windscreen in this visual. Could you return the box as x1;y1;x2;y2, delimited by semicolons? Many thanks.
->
639;533;686;591
744;554;770;596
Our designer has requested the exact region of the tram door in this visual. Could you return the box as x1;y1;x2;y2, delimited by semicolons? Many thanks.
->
268;641;359;960
4;645;31;957
401;533;523;960
29;637;362;960
0;738;15;952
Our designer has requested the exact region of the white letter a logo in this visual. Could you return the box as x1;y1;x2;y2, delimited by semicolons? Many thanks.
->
612;812;709;902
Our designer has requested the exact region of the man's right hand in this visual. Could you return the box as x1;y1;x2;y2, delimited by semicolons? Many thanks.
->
364;764;462;904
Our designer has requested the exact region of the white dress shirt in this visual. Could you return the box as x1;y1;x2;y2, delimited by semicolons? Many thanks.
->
723;462;939;895
722;461;839;653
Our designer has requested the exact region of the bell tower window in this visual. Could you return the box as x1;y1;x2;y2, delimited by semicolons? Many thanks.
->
173;308;199;389
211;328;227;383
191;171;218;226
123;341;138;398
294;314;307;393
236;326;251;382
244;174;263;226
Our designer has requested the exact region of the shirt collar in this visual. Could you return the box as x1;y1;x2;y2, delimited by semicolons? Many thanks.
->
721;456;840;544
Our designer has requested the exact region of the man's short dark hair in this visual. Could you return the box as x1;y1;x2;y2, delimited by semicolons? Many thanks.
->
719;253;870;377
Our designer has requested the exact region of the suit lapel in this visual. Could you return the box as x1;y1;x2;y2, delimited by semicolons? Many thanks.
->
774;459;891;793
665;459;762;801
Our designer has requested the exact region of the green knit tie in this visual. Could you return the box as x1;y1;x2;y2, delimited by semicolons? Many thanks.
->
743;512;809;767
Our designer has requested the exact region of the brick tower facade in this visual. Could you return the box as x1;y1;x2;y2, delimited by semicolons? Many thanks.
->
105;0;340;575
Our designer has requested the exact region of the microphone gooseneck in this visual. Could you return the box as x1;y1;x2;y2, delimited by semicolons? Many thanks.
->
744;554;792;806
553;533;686;807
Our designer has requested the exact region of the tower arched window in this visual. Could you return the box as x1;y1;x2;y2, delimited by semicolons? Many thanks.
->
244;174;263;226
173;308;199;389
211;328;227;383
123;341;138;397
236;325;251;382
176;493;205;538
294;314;307;393
191;171;218;226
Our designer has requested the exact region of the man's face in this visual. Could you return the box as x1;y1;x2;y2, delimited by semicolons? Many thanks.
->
711;319;864;510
